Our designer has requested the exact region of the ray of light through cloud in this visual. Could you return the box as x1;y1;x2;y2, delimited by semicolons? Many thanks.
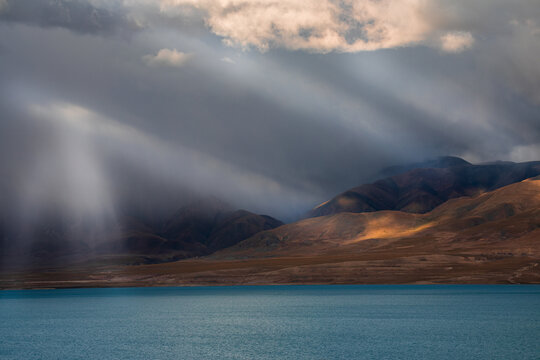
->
0;0;539;227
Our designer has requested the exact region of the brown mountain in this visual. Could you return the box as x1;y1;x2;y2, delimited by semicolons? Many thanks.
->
181;175;539;284
0;199;283;268
5;176;537;288
113;205;283;261
3;159;540;288
220;175;540;258
308;160;540;217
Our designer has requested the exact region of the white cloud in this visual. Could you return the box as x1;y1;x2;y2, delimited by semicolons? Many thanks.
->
221;56;235;64
158;0;474;53
159;0;430;52
439;31;474;53
142;48;193;67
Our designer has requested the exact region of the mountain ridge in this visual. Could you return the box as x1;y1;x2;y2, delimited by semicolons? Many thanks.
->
4;175;538;288
2;158;540;288
213;175;540;261
308;160;540;218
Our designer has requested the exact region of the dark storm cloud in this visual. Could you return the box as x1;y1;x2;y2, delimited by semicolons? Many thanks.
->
0;0;137;35
0;0;539;224
270;47;540;159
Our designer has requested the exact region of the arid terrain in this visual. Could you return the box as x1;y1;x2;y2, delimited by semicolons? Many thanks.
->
2;173;539;289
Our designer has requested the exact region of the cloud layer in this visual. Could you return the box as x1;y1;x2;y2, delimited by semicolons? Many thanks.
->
0;0;539;223
0;0;138;35
143;48;193;67
160;0;474;53
439;31;474;53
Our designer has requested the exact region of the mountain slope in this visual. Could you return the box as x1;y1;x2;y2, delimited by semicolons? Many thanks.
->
1;198;284;268
308;160;540;217
2;177;539;288
222;175;540;258
115;206;283;259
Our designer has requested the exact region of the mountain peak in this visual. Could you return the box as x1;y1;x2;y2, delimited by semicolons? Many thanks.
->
308;160;540;218
375;156;471;180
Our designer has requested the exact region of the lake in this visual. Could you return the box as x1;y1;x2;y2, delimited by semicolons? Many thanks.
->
1;285;539;359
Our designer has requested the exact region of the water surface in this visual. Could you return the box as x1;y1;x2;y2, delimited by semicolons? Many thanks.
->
1;285;539;359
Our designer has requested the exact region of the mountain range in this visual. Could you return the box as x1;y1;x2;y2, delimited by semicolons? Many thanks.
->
308;157;540;217
0;199;283;268
1;156;539;288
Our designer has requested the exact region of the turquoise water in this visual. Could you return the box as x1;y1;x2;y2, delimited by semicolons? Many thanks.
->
1;285;539;359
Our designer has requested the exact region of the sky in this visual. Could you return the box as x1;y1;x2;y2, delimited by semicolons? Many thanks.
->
1;0;540;221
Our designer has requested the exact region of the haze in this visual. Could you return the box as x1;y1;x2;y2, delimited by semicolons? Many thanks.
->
1;0;539;223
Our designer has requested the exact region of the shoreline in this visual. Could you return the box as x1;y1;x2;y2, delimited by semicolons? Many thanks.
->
3;282;540;291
